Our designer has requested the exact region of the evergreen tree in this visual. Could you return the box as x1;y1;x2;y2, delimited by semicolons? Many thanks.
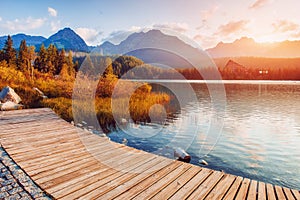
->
3;35;17;68
35;44;47;73
46;44;58;74
59;63;70;80
0;50;4;62
67;51;75;78
58;49;66;75
17;40;29;72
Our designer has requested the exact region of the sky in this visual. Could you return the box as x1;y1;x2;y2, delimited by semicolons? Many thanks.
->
1;0;300;49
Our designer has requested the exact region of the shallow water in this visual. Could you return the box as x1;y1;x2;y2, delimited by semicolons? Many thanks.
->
108;81;300;190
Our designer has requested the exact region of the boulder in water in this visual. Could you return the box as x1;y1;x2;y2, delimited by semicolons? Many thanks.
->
199;159;208;166
174;147;191;163
0;86;22;104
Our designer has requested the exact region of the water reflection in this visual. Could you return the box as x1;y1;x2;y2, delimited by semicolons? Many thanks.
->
108;81;300;190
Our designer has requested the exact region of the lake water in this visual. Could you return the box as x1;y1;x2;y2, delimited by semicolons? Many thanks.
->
108;81;300;190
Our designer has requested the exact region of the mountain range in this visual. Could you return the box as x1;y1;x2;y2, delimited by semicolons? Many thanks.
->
94;29;204;68
206;37;300;58
0;34;46;50
0;28;89;52
1;27;300;58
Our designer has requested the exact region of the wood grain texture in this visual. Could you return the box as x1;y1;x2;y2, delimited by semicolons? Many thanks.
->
0;108;298;199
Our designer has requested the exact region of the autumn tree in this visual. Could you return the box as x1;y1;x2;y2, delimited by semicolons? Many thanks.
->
34;44;48;73
112;56;144;78
17;40;29;72
46;44;58;74
0;50;4;62
57;48;66;74
3;35;17;68
66;51;75;78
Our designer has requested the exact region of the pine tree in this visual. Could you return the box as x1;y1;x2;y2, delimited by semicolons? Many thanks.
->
67;51;75;78
0;50;4;62
17;40;29;72
35;44;47;73
3;35;17;68
46;44;58;74
58;49;66;75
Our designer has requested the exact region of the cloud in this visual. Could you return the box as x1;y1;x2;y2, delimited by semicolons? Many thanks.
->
249;0;270;9
272;20;299;33
0;17;2;22
152;22;189;33
50;20;61;32
1;17;46;32
197;5;219;31
75;27;103;45
48;7;57;17
129;26;142;32
291;32;300;38
215;20;249;36
201;5;219;23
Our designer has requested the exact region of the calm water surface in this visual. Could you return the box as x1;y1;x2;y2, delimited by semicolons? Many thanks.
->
108;81;300;190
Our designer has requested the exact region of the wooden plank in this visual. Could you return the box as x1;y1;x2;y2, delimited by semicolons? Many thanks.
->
0;119;69;134
49;154;160;198
150;166;201;200
2;129;79;150
10;136;103;162
1;128;77;145
0;111;55;120
291;189;300;200
248;180;258;200
11;142;85;164
8;136;84;157
223;176;243;200
35;145;131;185
204;174;236;200
1;109;299;200
59;157;173;199
187;171;224;200
275;185;287;200
46;153;157;193
10;133;106;159
0;120;69;134
0;108;51;116
0;113;59;125
6;131;105;153
258;182;267;200
112;161;189;200
77;159;179;200
235;178;251;200
130;163;191;200
283;187;296;200
28;151;95;177
32;142;124;180
266;183;276;200
168;168;212;200
15;145;88;169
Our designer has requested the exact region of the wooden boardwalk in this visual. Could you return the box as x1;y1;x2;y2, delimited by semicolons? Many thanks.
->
0;108;299;200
